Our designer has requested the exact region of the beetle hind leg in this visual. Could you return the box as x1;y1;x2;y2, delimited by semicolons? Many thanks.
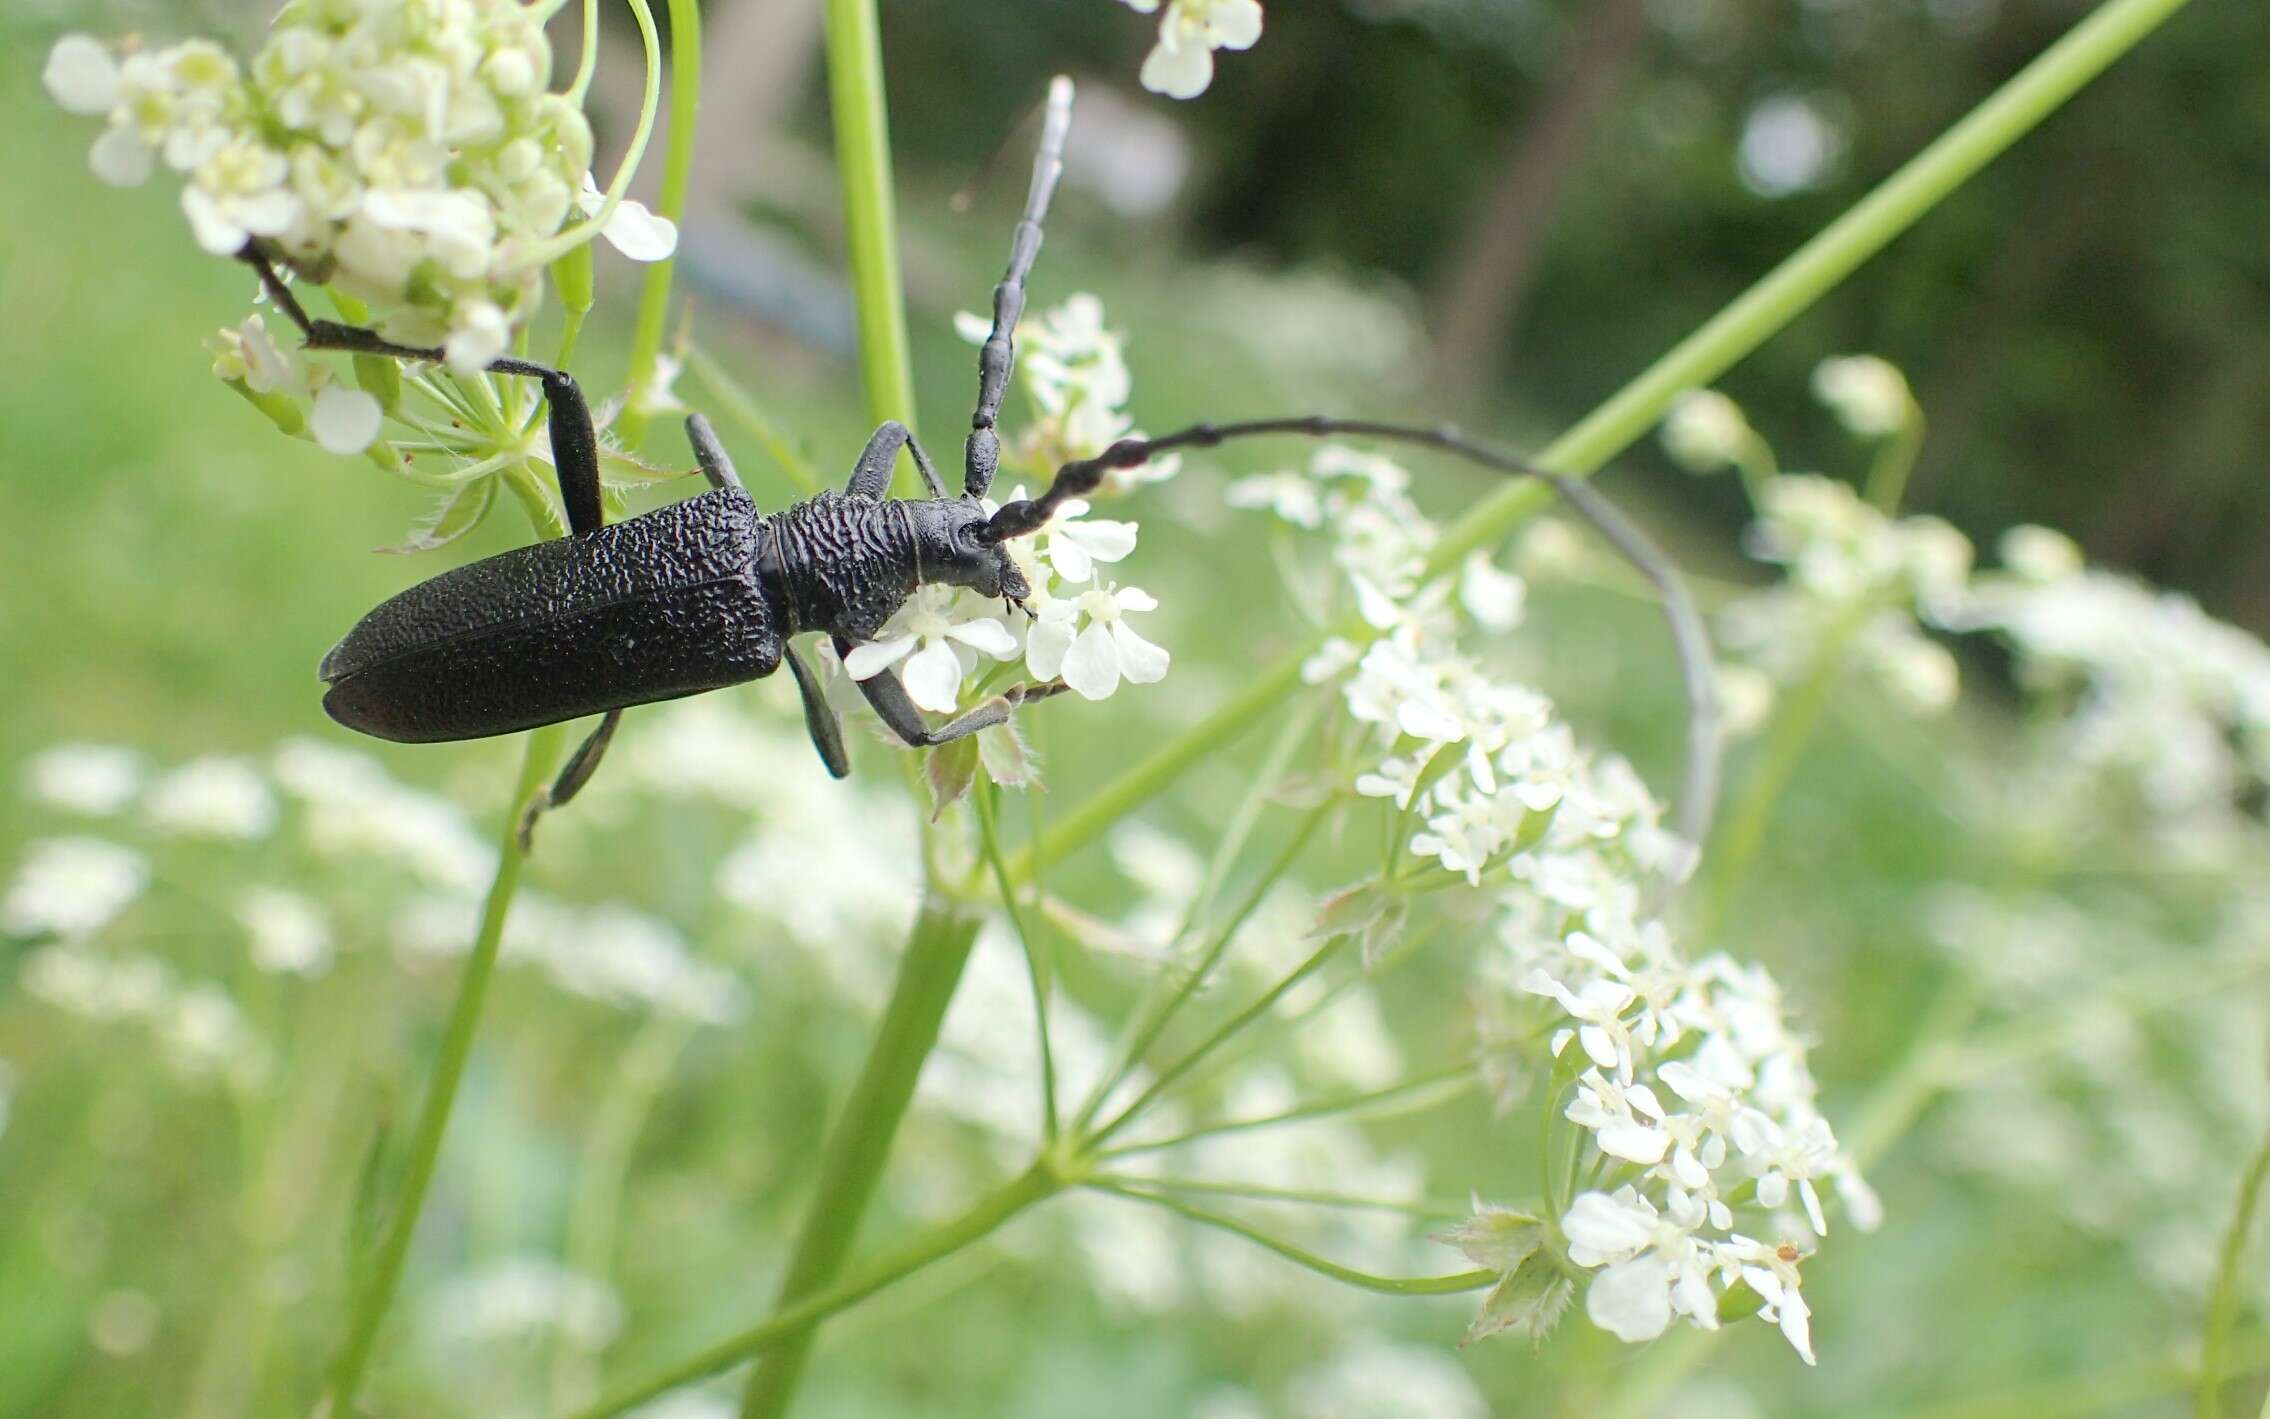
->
833;637;1068;749
516;709;623;850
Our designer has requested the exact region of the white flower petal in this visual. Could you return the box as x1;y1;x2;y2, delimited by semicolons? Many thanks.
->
1061;622;1121;700
1209;0;1265;49
311;386;383;455
945;616;1019;658
45;35;120;115
902;641;966;713
1586;1257;1672;1343
602;198;678;262
843;636;917;680
1140;38;1214;99
90;125;153;187
1109;621;1171;684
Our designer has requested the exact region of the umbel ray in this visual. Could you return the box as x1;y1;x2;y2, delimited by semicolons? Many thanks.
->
254;77;1717;848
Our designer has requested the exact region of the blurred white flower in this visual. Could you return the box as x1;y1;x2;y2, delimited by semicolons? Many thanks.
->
844;586;1021;713
143;756;278;839
426;1258;623;1351
1026;584;1171;700
1123;0;1265;100
236;887;334;976
44;34;120;115
1811;354;1913;439
1999;523;2084;583
1279;1339;1488;1419
23;744;144;816
3;837;148;939
1660;389;1752;473
310;382;383;454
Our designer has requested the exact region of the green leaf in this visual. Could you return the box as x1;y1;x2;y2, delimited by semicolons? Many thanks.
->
598;445;689;489
379;476;497;554
1462;1251;1574;1347
1433;1203;1543;1271
977;720;1038;790
1311;879;1410;971
924;737;980;820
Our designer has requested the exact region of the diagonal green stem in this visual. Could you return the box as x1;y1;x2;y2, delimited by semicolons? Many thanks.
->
1008;0;2199;888
1085;1182;1495;1296
322;721;566;1413
736;898;982;1417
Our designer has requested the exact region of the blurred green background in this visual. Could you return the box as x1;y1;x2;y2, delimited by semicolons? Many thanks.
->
4;1;2266;1416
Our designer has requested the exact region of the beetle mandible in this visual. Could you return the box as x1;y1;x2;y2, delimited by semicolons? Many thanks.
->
240;77;1721;849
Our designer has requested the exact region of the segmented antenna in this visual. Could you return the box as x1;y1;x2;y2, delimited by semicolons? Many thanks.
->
963;76;1075;500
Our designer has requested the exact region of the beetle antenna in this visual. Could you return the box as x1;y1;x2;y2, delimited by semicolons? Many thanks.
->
963;76;1075;502
986;416;1722;851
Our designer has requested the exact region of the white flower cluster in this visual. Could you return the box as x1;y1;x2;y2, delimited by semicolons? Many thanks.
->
843;298;1174;731
1945;526;2270;838
2;837;150;941
44;0;673;377
1508;911;1880;1362
1719;473;1971;716
1115;0;1264;99
393;891;748;1026
22;943;269;1086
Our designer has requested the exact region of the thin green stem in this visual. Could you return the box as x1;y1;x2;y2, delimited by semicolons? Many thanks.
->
531;0;663;266
821;0;919;447
1072;806;1329;1137
322;721;567;1414
736;898;983;1418
977;784;1058;1143
1086;1182;1494;1296
1088;930;1346;1150
2197;1122;2270;1419
579;1166;1058;1419
616;0;702;447
1097;1061;1477;1160
1866;405;1927;513
1087;1173;1468;1220
564;0;602;106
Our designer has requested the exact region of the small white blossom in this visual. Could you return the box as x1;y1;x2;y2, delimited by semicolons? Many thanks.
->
1026;584;1171;700
576;171;679;262
143;756;277;839
23;744;144;816
310;383;383;454
44;35;120;115
236;887;334;976
1660;390;1752;473
3;838;149;940
1123;0;1266;100
844;586;1021;713
1811;354;1912;439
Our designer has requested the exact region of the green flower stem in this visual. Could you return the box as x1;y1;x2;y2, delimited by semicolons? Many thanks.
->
976;785;1059;1142
579;1163;1058;1419
1087;1173;1469;1221
532;0;663;266
2199;1123;2270;1419
1866;404;1927;513
322;721;567;1415
1087;929;1346;1151
1014;0;2198;887
1696;599;1871;937
736;897;984;1419
1073;804;1329;1137
1095;1061;1478;1161
1086;1182;1495;1296
616;0;702;448
822;0;919;448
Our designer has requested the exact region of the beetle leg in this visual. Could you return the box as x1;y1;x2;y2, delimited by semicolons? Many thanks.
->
238;244;605;538
687;413;743;491
515;709;623;850
846;421;947;501
833;637;1068;747
783;643;850;779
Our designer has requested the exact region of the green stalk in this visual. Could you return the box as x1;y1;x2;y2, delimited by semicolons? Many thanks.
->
1009;0;2199;880
580;1165;1058;1419
322;721;567;1413
822;0;920;452
1085;1183;1495;1296
2196;1123;2270;1419
616;0;703;447
736;898;983;1417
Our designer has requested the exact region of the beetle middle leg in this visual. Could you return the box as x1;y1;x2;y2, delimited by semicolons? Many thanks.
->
834;636;1068;749
512;709;624;849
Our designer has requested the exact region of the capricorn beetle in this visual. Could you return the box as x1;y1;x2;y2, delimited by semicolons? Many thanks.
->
242;77;1719;848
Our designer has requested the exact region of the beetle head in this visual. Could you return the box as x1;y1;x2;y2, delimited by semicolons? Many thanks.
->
910;497;1031;605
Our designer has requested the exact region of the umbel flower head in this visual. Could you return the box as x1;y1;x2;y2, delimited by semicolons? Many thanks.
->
45;0;674;375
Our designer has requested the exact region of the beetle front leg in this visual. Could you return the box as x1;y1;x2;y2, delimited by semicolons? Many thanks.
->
833;636;1067;747
783;644;850;778
846;421;947;501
